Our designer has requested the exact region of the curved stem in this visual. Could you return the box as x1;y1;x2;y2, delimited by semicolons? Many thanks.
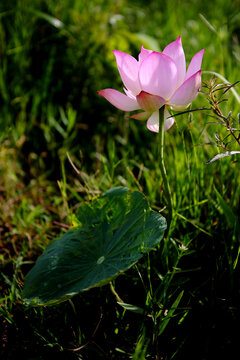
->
158;105;173;238
110;281;124;303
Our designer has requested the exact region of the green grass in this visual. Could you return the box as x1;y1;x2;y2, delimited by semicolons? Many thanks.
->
1;0;240;359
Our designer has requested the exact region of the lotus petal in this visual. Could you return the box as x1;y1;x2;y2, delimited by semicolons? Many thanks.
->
139;52;178;99
138;45;152;63
169;103;191;111
164;108;175;131
163;36;186;87
169;70;202;106
130;111;151;121
98;89;140;111
136;91;165;112
146;108;175;133
123;88;136;99
185;49;205;80
113;50;141;95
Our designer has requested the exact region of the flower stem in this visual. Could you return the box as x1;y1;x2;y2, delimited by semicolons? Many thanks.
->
158;105;173;238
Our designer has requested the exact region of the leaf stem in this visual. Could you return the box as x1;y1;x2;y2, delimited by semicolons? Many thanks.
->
110;281;124;303
158;105;173;238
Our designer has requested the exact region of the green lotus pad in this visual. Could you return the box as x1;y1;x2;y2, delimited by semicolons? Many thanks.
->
23;187;167;305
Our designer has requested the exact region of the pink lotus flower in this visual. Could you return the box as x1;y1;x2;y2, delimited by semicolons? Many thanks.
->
98;36;205;132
